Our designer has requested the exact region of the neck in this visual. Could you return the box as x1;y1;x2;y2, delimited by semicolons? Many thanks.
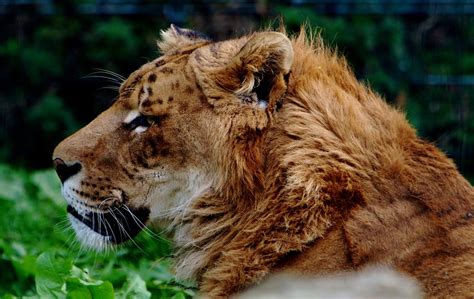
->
173;35;474;297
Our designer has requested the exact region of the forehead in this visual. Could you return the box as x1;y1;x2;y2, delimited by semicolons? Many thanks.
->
118;54;200;115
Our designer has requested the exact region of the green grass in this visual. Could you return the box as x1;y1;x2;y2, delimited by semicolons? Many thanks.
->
0;164;195;298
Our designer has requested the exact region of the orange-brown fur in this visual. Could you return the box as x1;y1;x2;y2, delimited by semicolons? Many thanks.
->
53;26;474;298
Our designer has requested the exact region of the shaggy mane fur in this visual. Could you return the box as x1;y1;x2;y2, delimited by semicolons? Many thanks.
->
174;29;474;297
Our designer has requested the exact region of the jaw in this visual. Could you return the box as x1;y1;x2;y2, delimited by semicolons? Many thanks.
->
148;169;212;230
64;167;212;250
60;171;152;250
67;203;150;250
69;215;112;250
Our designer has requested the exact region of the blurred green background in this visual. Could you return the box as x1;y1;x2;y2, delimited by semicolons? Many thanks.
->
1;0;473;298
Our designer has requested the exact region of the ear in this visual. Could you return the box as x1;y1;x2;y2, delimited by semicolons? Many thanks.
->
216;32;294;112
158;24;211;54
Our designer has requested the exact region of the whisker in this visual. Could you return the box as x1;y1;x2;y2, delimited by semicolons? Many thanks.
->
97;86;120;92
103;213;118;248
98;210;103;238
61;223;80;252
55;219;72;232
122;205;170;244
92;210;96;239
93;68;126;81
99;212;115;254
108;208;146;254
82;75;122;86
115;207;132;233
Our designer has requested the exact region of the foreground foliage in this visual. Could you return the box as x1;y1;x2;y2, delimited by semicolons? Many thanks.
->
0;164;194;298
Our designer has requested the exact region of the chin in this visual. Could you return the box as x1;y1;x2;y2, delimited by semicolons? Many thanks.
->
67;204;150;250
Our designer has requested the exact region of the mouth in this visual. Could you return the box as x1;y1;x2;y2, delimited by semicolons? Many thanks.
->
67;204;150;244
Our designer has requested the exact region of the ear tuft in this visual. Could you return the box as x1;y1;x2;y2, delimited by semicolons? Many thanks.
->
217;32;294;111
157;24;210;54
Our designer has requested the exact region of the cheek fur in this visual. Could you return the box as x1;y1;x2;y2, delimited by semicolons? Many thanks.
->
127;131;173;169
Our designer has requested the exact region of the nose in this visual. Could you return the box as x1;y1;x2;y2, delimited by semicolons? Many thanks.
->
53;158;82;183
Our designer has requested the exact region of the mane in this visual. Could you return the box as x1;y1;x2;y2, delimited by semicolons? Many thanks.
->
171;28;356;280
170;28;474;296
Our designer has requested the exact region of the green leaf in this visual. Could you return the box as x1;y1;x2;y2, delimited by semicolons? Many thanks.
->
88;282;114;299
116;273;151;299
65;284;91;299
0;165;27;201
67;267;114;299
12;254;37;280
35;252;72;298
171;293;186;299
30;170;63;207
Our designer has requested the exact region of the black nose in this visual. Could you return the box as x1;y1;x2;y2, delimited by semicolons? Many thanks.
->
53;158;82;183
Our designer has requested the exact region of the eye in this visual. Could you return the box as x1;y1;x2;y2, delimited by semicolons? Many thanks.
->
125;114;160;133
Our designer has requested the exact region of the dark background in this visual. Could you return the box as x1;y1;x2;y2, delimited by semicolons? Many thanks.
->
1;0;474;182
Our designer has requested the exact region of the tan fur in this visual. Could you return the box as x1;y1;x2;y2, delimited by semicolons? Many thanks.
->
54;26;474;298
